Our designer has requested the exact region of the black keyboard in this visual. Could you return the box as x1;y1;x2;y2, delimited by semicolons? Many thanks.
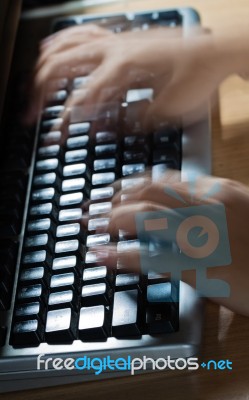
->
0;7;207;392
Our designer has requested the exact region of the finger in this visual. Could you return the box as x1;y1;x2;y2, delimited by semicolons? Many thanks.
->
107;201;170;238
38;26;113;71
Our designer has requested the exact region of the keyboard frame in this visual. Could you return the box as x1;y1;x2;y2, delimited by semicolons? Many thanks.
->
0;7;210;392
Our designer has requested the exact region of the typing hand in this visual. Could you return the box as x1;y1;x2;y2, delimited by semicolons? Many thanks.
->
90;173;249;317
25;24;226;129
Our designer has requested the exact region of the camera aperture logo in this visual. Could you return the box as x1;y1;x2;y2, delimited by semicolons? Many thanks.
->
135;178;232;298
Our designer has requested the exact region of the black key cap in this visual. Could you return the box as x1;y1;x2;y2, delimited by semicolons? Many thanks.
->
95;144;117;157
15;302;44;321
153;126;180;147
38;144;60;158
12;319;43;347
56;223;81;240
86;234;110;247
93;158;116;172
45;308;77;343
29;203;57;220
65;149;88;164
33;172;60;189
95;131;117;144
19;266;49;286
52;255;78;273
47;89;67;104
69;122;90;136
62;178;88;193
58;208;83;222
48;290;76;310
17;284;46;303
31;188;57;203
115;273;140;289
35;158;60;173
92;172;115;186
63;163;90;179
122;163;145;176
27;218;55;235
123;150;148;164
81;283;111;306
41;118;62;132
90;187;114;202
40;131;61;145
67;136;89;149
79;305;110;340
22;250;52;268
123;135;147;148
24;233;54;253
59;192;84;207
54;239;83;257
112;289;142;337
88;202;112;216
50;272;76;290
153;149;178;165
82;266;112;285
43;105;64;119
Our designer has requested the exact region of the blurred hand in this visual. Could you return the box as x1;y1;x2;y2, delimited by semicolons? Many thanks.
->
89;173;249;317
25;24;228;129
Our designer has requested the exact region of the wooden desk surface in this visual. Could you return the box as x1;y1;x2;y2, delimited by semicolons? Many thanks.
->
1;1;249;399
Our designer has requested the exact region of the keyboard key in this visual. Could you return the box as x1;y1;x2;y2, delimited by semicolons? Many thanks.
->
31;188;56;203
29;203;57;220
79;305;110;340
55;239;83;256
38;145;60;158
36;158;59;172
15;302;44;320
12;319;43;346
81;283;111;306
93;158;116;172
123;150;148;164
121;177;146;190
48;290;76;309
56;223;80;239
27;218;55;235
40;131;61;145
153;149;178;165
69;122;90;136
153;126;179;147
86;233;110;247
43;105;64;119
88;218;110;232
115;273;140;289
89;202;112;216
62;178;87;193
50;272;76;290
59;208;82;222
146;303;178;334
59;192;84;207
63;163;90;178
20;267;48;286
47;90;67;103
17;284;45;303
45;308;77;343
82;266;113;285
41;118;62;132
112;289;142;337
23;250;52;268
33;172;60;189
90;187;114;201
65;149;88;163
123;135;147;148
67;136;89;149
92;172;115;186
95;144;117;157
95;131;117;144
122;163;145;176
52;255;77;272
